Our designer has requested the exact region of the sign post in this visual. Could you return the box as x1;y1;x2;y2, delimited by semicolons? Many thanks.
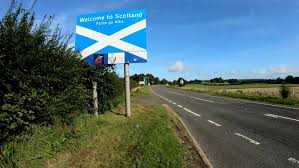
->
124;63;131;117
75;10;147;117
92;80;99;116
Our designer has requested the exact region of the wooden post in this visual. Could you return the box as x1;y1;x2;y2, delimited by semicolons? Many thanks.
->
92;80;98;117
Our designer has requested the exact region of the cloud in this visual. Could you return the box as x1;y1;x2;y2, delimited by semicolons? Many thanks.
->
168;61;188;72
272;64;292;74
248;64;297;78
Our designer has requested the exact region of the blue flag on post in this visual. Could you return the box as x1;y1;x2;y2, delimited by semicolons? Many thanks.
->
75;9;147;65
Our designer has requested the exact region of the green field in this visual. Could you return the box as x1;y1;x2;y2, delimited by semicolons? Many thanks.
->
184;83;299;91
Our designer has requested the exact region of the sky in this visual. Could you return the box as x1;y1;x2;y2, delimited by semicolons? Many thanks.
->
1;0;299;80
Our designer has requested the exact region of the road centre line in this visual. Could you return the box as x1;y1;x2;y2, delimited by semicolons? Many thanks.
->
177;105;183;108
172;102;177;105
207;120;222;127
166;90;184;96
183;108;201;117
190;96;215;103
264;113;299;122
288;158;299;165
154;90;201;117
235;133;260;145
165;89;216;104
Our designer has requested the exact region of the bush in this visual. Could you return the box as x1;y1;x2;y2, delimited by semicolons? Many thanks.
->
0;1;123;146
280;84;290;99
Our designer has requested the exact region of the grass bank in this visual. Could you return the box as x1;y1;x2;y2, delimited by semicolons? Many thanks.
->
1;89;185;168
172;84;299;107
131;86;151;97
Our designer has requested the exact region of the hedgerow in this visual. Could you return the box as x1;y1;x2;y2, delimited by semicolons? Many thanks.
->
0;1;123;146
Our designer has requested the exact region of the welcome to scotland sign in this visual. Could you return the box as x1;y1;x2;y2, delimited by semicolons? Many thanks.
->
75;9;147;65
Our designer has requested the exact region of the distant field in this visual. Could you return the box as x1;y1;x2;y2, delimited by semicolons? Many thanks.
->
181;83;299;98
186;83;299;90
172;83;299;106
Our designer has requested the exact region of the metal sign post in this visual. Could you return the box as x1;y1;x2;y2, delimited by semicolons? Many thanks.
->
124;63;131;117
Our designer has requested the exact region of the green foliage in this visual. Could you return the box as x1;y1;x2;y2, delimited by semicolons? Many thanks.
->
210;77;225;83
280;83;290;99
130;78;139;90
131;73;160;85
131;86;151;97
160;78;169;84
0;1;123;147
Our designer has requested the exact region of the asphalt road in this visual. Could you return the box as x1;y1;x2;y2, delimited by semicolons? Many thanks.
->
152;86;299;168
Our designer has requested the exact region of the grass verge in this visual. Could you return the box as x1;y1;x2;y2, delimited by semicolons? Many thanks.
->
131;86;151;97
1;99;185;167
46;101;184;168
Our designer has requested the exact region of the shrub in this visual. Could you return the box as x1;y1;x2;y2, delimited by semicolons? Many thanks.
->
0;1;123;146
279;84;290;99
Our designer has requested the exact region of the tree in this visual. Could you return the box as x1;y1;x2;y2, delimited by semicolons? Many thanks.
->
0;1;122;145
280;83;290;98
210;77;224;83
160;79;169;84
227;79;240;84
285;75;294;83
293;77;299;84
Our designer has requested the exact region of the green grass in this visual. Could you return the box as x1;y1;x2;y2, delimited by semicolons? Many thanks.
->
131;86;152;97
1;101;184;168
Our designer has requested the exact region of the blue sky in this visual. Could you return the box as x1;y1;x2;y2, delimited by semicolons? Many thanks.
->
1;0;299;80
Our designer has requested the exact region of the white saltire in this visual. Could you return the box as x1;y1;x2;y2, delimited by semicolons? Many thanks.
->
76;19;147;60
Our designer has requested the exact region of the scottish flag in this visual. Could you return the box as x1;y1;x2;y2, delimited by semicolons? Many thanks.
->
75;9;147;65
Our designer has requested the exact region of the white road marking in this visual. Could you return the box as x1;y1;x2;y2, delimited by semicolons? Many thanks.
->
190;96;215;103
172;102;177;105
166;90;184;96
288;158;299;164
235;133;260;145
207;120;222;127
183;108;201;117
177;105;183;108
264;113;299;122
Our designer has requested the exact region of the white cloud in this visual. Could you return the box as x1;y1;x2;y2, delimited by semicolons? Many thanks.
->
272;64;292;74
248;64;297;78
168;61;188;72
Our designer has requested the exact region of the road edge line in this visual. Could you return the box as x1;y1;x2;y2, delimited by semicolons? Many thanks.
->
162;104;213;168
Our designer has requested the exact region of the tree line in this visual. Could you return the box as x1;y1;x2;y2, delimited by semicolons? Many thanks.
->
131;74;299;86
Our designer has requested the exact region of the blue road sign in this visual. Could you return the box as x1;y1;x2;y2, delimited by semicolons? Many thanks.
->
75;9;147;65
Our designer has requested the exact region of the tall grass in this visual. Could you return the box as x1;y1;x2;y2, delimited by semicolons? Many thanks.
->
1;103;184;168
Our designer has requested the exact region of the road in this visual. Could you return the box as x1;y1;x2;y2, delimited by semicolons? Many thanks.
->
152;86;299;168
